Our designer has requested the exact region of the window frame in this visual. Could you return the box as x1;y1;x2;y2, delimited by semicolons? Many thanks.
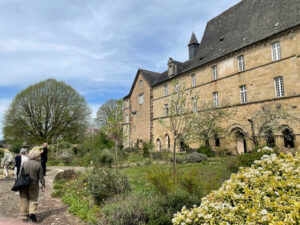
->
238;55;245;72
274;76;284;97
213;92;219;107
240;85;247;104
191;74;196;87
138;93;144;105
164;84;168;96
164;104;169;116
271;42;281;61
212;65;218;81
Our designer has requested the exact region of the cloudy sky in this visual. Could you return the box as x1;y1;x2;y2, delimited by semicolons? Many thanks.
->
0;0;240;139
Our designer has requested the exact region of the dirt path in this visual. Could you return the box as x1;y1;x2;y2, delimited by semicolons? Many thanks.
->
0;166;85;225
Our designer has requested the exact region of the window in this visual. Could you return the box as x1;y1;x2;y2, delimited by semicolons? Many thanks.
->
274;77;284;97
191;74;196;87
126;114;129;123
240;85;247;104
139;80;143;88
213;92;219;107
138;94;144;104
212;65;218;80
192;97;197;112
215;135;220;147
174;83;179;93
271;42;281;61
238;55;245;72
165;104;169;116
164;84;168;96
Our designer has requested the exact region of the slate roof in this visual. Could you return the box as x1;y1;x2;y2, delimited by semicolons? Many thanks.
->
124;0;300;98
188;32;199;46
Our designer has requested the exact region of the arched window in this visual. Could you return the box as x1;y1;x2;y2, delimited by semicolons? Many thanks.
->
156;138;161;151
214;134;220;147
265;129;275;147
282;128;294;148
165;134;170;149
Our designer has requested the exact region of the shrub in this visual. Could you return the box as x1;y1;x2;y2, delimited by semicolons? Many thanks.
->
170;155;185;164
54;169;77;182
123;147;139;153
151;151;163;160
142;142;153;158
196;146;216;157
87;168;131;205
147;166;174;195
173;151;299;225
144;158;152;165
102;193;151;225
226;146;275;172
58;141;71;149
9;141;23;154
184;152;208;163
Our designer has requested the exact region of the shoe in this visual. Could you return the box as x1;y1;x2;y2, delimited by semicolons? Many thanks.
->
22;218;28;223
29;214;37;222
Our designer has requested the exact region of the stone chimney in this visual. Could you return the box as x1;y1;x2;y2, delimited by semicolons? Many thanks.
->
188;32;199;60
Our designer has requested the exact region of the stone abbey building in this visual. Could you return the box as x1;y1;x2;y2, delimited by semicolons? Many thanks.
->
123;0;300;154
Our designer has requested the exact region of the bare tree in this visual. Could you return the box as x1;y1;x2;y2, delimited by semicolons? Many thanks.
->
95;99;123;172
4;79;91;144
189;100;231;146
159;79;192;184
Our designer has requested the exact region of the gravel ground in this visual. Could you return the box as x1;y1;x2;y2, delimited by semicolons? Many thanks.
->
0;167;85;225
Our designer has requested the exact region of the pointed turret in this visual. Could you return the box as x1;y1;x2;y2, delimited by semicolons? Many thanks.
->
188;32;199;60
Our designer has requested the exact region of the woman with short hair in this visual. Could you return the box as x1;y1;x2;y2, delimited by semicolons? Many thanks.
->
19;149;45;223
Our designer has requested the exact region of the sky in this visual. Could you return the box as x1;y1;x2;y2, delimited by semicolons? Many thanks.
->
0;0;241;139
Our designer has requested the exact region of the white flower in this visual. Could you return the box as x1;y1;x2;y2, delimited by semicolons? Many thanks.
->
261;209;268;215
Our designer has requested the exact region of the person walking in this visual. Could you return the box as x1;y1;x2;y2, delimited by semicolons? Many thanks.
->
3;150;12;178
14;148;29;177
19;149;45;223
40;143;48;176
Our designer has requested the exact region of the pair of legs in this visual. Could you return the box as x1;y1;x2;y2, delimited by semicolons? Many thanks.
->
3;165;9;177
41;160;47;176
19;184;39;221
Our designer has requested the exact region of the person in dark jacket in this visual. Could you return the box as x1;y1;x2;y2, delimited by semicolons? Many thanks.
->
19;149;45;223
40;143;48;176
14;148;28;177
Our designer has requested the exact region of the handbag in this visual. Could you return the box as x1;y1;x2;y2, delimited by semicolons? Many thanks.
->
11;167;30;192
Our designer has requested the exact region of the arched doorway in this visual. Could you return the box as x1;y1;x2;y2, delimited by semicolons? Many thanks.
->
165;134;170;149
265;129;275;147
156;138;162;151
282;128;294;148
234;130;247;154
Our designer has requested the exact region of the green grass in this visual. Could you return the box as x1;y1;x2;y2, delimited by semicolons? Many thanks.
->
52;176;100;224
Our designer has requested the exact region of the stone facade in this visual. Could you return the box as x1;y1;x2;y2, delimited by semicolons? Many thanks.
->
123;0;300;154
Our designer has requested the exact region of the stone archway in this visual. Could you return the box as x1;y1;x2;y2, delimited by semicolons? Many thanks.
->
229;125;248;155
282;127;295;148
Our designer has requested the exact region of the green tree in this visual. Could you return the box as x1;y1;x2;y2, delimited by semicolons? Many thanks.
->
3;79;91;144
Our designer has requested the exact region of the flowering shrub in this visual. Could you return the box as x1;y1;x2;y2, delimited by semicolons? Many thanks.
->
173;151;300;224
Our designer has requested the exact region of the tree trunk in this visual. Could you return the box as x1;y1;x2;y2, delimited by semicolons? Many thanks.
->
173;137;177;187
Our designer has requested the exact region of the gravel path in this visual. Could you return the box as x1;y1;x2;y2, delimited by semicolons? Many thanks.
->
0;167;85;225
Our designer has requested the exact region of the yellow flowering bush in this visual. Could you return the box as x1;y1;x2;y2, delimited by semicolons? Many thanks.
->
173;151;300;225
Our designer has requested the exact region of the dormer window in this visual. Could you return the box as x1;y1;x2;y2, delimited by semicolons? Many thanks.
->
168;57;177;76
